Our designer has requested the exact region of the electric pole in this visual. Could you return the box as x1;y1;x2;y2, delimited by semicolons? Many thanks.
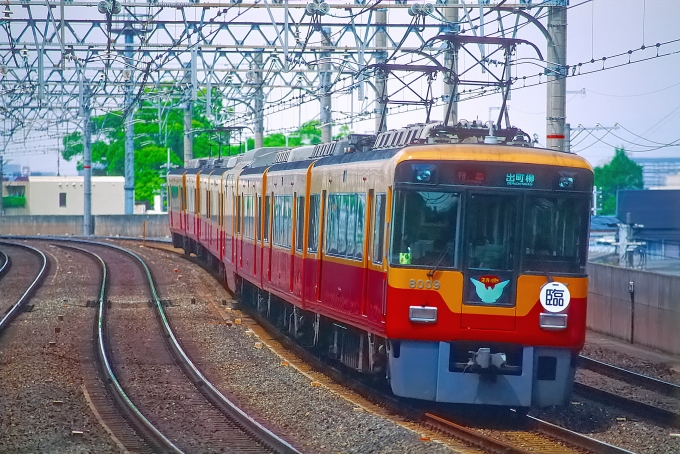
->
443;0;459;126
254;51;264;149
123;21;135;215
546;4;567;152
374;8;387;133
82;84;93;235
320;27;332;143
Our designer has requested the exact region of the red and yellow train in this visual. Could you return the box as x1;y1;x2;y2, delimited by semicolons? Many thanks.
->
168;121;593;408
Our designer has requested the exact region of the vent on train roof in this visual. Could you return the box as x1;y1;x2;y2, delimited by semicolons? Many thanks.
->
311;141;337;158
274;149;291;163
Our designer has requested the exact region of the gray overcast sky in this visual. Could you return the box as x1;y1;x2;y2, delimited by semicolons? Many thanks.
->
11;0;680;174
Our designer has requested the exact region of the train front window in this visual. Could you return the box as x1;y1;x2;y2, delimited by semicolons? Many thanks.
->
390;190;460;268
466;193;517;271
522;196;589;274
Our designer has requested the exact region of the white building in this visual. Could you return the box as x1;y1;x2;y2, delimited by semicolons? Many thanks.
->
2;176;125;215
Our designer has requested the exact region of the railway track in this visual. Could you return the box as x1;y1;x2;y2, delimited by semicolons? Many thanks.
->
56;239;297;454
58;244;174;453
576;355;680;429
0;241;49;335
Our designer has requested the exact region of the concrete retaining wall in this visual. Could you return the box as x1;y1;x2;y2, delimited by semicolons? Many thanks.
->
0;214;170;238
587;262;680;355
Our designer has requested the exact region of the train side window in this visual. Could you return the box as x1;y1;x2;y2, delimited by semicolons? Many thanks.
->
236;195;240;234
170;186;179;211
338;195;350;256
326;194;339;255
273;195;293;248
243;195;255;239
307;194;320;253
325;193;365;261
372;193;386;264
356;194;366;260
212;189;219;223
257;196;262;241
295;195;305;252
264;195;271;243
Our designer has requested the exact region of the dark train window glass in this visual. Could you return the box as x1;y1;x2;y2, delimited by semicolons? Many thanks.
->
390;190;460;267
59;192;66;207
466;193;516;271
523;196;589;274
372;193;386;264
295;196;305;252
308;194;320;253
264;195;271;243
170;186;179;211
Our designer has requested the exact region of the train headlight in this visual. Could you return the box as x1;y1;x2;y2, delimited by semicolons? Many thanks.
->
409;306;437;324
539;313;568;330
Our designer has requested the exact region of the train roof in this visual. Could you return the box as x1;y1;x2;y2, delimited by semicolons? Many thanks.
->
168;121;591;176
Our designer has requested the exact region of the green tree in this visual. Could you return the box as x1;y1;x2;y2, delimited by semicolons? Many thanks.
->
593;148;643;215
61;88;227;207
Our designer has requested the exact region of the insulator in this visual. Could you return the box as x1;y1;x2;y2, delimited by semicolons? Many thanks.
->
111;0;122;14
408;4;422;16
97;0;109;14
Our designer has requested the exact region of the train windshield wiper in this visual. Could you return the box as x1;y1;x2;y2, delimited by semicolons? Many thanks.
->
427;246;451;278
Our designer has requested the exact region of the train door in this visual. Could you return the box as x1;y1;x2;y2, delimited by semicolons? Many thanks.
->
360;190;374;316
462;192;520;331
256;194;262;281
292;193;305;300
303;193;322;304
289;192;297;294
265;192;273;283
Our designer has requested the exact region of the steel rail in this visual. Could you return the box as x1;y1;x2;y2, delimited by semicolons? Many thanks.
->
0;250;10;278
525;415;635;454
580;355;680;398
0;241;49;335
57;244;183;454
423;413;535;454
573;382;680;429
55;238;299;454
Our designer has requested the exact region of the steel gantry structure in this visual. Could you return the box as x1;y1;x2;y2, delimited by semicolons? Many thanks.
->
0;0;568;231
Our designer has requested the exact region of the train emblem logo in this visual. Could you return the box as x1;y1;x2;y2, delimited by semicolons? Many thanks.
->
470;275;510;303
539;282;570;313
